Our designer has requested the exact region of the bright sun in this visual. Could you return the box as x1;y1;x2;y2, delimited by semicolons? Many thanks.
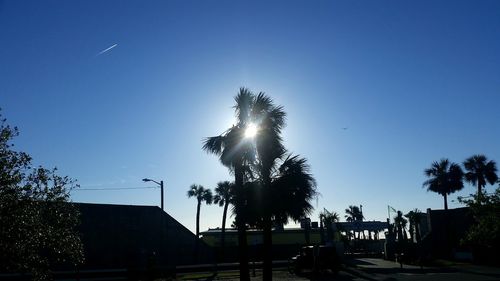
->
244;123;258;138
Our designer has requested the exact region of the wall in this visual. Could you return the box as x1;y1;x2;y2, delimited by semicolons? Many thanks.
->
76;203;214;269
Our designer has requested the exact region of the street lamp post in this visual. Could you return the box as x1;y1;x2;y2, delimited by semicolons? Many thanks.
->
143;178;164;210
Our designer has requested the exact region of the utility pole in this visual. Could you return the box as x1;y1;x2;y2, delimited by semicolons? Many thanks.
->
160;180;164;211
142;178;165;211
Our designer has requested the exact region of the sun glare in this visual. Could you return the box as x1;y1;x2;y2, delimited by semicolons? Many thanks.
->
245;123;258;138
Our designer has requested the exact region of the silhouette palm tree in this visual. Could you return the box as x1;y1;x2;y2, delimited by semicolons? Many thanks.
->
423;159;464;210
249;93;317;281
250;93;287;281
394;210;408;241
213;181;234;260
345;205;363;239
463;154;498;198
240;155;317;280
187;184;213;238
205;89;317;281
405;209;422;243
202;88;256;281
269;154;318;225
319;208;339;244
187;184;212;261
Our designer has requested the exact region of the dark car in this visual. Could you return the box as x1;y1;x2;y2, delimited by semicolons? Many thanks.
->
289;245;341;274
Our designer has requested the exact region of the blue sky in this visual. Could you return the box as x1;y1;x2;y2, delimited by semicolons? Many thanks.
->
1;0;499;233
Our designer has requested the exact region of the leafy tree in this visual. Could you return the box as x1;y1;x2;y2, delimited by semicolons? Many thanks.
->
459;187;500;263
0;113;83;280
463;154;498;200
187;184;213;238
213;181;234;259
423;159;464;210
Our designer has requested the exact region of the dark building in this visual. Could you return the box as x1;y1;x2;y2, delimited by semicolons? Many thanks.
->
419;207;474;259
76;203;214;269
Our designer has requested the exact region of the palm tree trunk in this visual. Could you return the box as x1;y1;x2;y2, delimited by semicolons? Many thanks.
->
409;225;414;243
220;202;229;261
263;217;273;281
319;218;325;244
195;200;201;262
443;193;448;210
415;223;421;243
234;165;250;281
262;172;273;281
196;201;201;237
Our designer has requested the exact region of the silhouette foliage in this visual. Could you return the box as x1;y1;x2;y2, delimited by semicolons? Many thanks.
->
0;113;83;280
463;154;498;198
423;158;464;210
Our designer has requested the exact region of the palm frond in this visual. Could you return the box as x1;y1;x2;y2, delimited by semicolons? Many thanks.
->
214;181;234;207
269;154;317;224
234;88;254;125
202;189;213;204
202;136;224;155
423;159;464;198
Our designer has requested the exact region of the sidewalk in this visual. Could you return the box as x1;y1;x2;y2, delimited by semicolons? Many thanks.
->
343;257;500;281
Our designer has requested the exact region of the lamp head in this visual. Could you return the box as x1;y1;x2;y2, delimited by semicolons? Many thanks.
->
142;178;151;182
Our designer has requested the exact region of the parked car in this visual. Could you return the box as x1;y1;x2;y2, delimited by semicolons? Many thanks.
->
289;245;341;274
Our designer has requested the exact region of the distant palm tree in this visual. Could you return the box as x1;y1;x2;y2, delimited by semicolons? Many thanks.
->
187;184;213;238
187;184;212;261
463;154;498;199
405;209;422;243
423;159;464;210
213;181;234;259
319;208;339;244
345;205;364;239
394;210;408;241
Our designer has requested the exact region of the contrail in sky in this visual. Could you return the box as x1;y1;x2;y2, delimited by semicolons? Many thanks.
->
97;43;118;56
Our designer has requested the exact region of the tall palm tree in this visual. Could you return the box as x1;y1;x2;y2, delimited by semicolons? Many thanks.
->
205;89;317;281
230;91;316;281
423;159;464;210
242;155;317;281
463;154;498;199
213;181;234;260
250;93;287;281
187;184;213;238
202;88;255;281
187;184;213;261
